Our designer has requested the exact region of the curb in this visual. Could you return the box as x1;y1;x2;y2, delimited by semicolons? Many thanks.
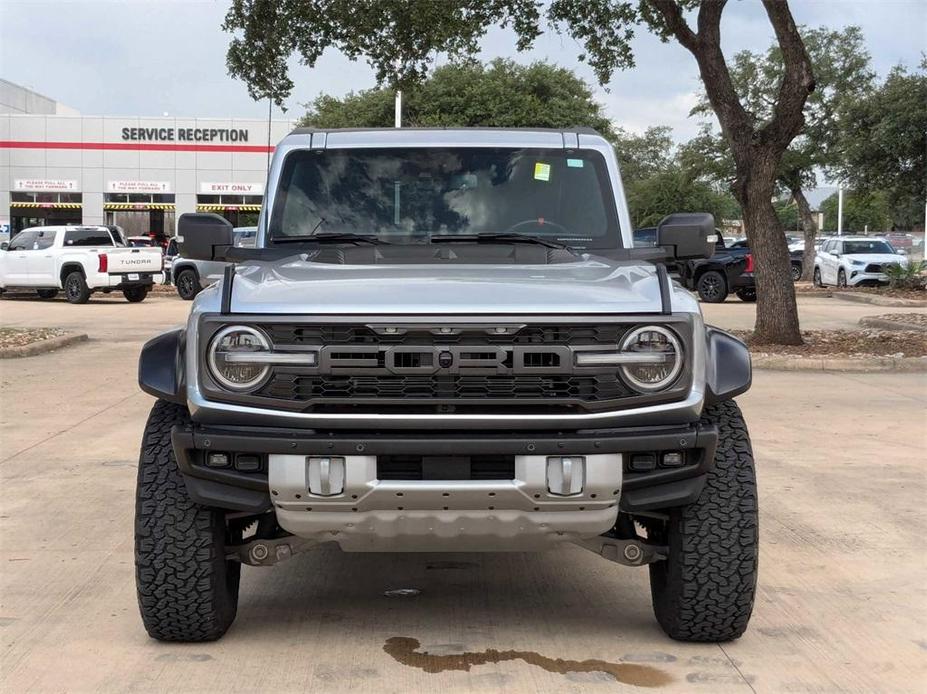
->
831;292;927;308
0;333;89;359
752;353;927;373
858;316;926;332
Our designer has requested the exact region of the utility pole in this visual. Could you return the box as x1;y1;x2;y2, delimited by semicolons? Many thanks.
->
837;185;844;236
394;90;402;128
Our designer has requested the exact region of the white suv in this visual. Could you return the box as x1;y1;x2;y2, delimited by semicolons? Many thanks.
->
813;236;906;288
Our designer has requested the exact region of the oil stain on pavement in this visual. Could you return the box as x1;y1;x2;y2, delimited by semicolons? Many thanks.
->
383;636;672;687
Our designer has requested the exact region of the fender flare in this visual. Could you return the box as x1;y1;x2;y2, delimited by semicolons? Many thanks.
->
704;326;752;404
138;328;186;404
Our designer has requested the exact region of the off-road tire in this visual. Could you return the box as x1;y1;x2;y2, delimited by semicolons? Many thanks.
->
175;269;201;301
647;400;758;642
36;289;58;299
813;266;824;287
735;287;756;302
123;285;149;303
696;271;728;303
64;271;91;304
790;263;802;282
837;269;847;288
135;400;240;641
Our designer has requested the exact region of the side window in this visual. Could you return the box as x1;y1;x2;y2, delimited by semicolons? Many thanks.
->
8;231;38;251
832;241;842;255
35;230;58;250
64;228;115;247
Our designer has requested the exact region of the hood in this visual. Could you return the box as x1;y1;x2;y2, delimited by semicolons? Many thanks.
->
845;253;904;265
228;255;670;315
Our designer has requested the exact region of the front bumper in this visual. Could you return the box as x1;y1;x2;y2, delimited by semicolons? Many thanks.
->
171;422;717;551
848;270;889;286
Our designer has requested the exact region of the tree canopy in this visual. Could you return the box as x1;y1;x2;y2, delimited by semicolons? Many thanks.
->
836;61;927;230
300;59;616;136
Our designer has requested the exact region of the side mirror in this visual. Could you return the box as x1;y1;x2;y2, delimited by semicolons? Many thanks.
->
655;213;716;260
176;213;234;261
897;248;908;256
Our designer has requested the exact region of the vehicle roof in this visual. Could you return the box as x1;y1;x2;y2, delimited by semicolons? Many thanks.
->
831;235;890;241
18;225;109;232
279;126;610;149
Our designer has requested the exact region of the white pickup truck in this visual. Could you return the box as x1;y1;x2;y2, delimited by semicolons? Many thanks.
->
0;226;163;304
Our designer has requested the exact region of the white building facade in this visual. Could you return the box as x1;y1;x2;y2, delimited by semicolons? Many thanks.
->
1;104;294;238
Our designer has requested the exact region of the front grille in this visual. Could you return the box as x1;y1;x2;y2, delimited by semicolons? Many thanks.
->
201;319;690;414
260;373;630;403
260;324;629;346
865;263;883;273
377;455;515;480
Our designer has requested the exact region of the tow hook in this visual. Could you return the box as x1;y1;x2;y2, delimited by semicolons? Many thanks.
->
229;536;319;566
575;537;667;566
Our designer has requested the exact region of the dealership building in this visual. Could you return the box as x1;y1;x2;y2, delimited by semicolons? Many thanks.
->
1;79;294;237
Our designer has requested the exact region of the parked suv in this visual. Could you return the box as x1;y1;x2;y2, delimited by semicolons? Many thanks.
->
171;227;256;300
0;225;163;303
813;236;906;287
136;128;757;644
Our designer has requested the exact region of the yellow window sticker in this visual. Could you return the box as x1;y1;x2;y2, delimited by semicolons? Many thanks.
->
533;162;551;181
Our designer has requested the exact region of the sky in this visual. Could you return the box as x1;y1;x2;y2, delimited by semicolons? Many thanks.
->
1;0;924;143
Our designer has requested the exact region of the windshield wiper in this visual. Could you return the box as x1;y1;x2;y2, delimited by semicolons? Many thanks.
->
430;233;574;251
270;233;388;245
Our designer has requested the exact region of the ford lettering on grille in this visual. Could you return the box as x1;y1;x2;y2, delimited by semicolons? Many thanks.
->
317;345;571;375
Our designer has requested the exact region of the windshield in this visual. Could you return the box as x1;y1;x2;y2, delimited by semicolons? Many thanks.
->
269;147;620;249
844;240;895;255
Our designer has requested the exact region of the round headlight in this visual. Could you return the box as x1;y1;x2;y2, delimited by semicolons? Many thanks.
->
619;326;683;393
207;326;271;391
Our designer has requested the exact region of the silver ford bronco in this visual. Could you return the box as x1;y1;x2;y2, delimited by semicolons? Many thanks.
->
136;127;757;643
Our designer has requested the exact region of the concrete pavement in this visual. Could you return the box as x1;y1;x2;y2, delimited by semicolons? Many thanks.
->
1;292;926;693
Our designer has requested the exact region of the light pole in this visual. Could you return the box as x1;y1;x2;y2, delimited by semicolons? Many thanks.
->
837;185;844;236
394;89;402;128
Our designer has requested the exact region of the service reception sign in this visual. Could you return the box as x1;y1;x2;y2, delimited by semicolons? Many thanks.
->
200;182;265;195
14;179;79;192
107;181;172;193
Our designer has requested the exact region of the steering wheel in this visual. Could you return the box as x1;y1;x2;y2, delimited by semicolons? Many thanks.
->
502;218;571;236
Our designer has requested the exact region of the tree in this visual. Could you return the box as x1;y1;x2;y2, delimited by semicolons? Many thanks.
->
224;0;816;344
626;170;739;229
837;61;927;231
689;26;874;280
301;59;616;136
820;190;891;234
609;126;674;183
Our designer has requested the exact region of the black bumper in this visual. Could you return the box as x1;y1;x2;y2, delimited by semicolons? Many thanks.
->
732;271;755;290
171;423;718;515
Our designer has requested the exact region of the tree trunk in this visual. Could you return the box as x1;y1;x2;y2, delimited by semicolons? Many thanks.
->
791;186;817;281
734;155;803;345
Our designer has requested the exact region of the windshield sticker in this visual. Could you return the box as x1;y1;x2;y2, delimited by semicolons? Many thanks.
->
533;162;551;182
566;158;584;168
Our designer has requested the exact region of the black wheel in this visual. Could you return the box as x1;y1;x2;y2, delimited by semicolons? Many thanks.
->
175;269;201;301
123;286;149;303
135;401;240;641
813;266;824;287
790;263;802;282
63;271;91;304
837;269;847;288
696;270;728;303
36;289;59;300
735;287;757;302
647;400;758;642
